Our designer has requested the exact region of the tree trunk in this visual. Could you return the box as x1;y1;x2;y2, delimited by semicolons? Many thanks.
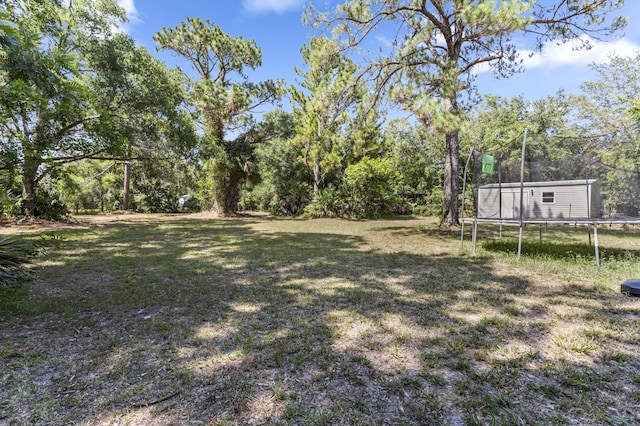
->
313;117;322;194
123;144;131;211
223;172;241;214
21;156;39;217
313;151;320;193
205;124;229;214
442;96;460;227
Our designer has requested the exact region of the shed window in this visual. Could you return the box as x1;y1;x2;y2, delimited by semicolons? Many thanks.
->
542;191;555;204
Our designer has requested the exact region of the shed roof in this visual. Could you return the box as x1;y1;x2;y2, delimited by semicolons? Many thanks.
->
479;179;597;189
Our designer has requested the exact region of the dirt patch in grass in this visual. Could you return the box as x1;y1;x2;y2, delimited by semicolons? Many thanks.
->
1;213;639;425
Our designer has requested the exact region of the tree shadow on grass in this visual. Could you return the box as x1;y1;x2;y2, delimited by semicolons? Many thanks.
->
369;224;461;239
0;215;638;425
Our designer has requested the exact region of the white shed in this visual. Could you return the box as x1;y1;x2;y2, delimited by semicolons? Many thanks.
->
476;179;601;220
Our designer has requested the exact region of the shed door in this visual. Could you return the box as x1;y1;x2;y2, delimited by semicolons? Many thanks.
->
501;191;529;219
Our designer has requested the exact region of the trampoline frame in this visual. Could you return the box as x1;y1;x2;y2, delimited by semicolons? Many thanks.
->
461;217;640;267
460;130;640;267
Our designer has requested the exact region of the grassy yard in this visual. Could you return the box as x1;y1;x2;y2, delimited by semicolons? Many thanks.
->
1;213;639;425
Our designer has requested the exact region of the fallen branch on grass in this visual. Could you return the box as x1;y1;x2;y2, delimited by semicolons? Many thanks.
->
131;390;182;408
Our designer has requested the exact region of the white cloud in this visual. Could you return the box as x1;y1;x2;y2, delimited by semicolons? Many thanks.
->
472;35;640;76
117;0;141;23
520;35;640;70
113;0;141;35
242;0;304;15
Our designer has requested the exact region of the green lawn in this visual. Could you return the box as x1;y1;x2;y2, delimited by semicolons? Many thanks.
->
1;213;639;425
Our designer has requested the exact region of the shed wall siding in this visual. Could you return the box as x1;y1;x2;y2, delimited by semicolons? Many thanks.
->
476;181;601;219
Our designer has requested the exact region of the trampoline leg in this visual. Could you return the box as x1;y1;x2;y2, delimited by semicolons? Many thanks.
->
517;225;523;261
472;220;477;257
594;223;600;267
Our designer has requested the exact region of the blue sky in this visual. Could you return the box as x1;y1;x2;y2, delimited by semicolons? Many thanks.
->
118;0;640;107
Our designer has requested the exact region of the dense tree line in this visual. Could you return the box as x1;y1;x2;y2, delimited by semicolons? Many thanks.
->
1;0;637;222
0;0;196;218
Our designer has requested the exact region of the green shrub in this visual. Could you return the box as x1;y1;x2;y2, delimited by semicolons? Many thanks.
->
277;181;312;215
342;157;402;218
0;189;22;219
413;188;444;217
180;195;201;213
35;184;69;220
237;184;264;211
303;186;346;218
132;181;178;213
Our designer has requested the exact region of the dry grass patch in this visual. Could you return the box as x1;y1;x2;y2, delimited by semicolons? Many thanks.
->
0;213;639;425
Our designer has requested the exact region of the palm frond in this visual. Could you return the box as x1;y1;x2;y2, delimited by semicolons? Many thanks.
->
0;237;39;286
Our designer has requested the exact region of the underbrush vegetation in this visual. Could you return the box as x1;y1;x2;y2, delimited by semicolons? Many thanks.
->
1;214;639;425
0;237;40;286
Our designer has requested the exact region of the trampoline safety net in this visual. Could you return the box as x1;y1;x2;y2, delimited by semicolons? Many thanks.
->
467;149;640;221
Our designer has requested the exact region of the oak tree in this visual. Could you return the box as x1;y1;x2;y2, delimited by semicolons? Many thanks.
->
85;34;196;211
0;0;125;216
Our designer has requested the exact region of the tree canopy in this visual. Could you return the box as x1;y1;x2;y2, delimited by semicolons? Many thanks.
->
1;0;125;216
154;18;283;214
305;0;627;225
1;1;636;222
